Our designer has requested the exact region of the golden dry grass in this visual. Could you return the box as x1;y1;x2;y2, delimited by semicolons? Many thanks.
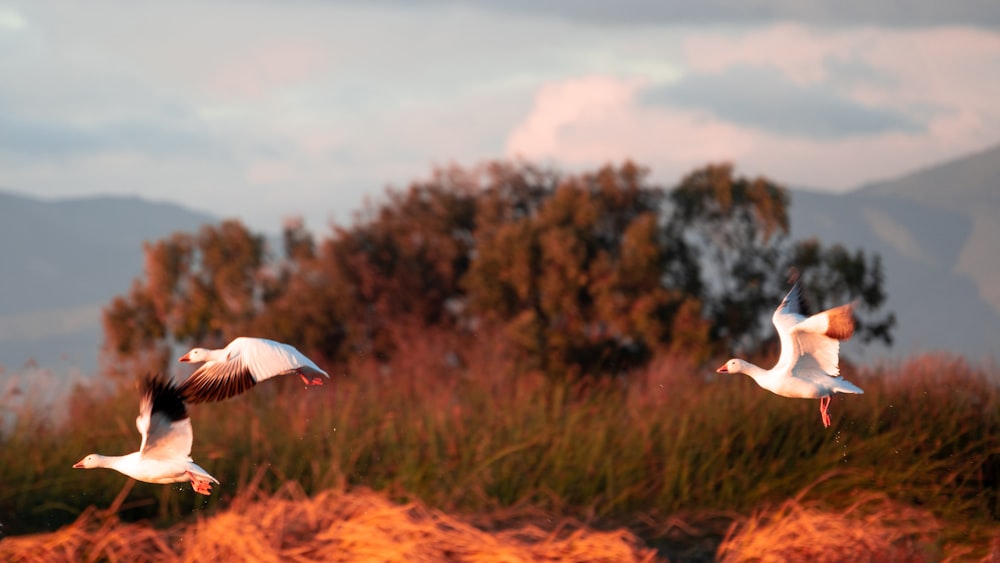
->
3;352;998;559
0;482;658;563
717;491;947;562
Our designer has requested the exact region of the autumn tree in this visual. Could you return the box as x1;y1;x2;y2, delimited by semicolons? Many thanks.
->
786;238;895;345
667;163;789;351
102;160;896;381
466;161;710;375
102;220;269;379
669;162;894;354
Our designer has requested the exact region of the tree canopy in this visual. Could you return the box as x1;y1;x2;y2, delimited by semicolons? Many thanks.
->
102;160;894;380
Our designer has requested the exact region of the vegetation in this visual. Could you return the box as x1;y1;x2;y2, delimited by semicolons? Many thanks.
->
101;160;893;381
2;347;998;559
2;160;995;559
0;483;659;562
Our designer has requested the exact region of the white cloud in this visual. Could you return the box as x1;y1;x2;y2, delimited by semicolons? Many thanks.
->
0;6;26;30
505;23;1000;189
1;3;999;233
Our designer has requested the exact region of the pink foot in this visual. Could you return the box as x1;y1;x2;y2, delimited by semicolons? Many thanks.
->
187;472;214;495
819;396;832;428
299;372;325;386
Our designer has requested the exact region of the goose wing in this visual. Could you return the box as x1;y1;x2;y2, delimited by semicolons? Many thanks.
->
178;337;327;403
177;349;256;404
773;283;809;370
789;301;858;376
136;374;193;461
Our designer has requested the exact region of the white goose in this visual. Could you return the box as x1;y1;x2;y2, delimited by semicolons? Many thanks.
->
717;282;863;427
73;373;219;495
178;337;328;403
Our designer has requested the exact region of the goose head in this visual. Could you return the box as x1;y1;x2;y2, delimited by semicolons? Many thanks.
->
716;359;747;375
73;454;106;469
178;348;210;363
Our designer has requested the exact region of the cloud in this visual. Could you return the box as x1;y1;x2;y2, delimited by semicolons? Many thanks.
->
2;2;999;235
679;24;1000;143
0;113;220;157
504;73;967;190
0;6;27;30
641;65;919;139
350;0;1000;28
505;75;647;160
505;22;1000;190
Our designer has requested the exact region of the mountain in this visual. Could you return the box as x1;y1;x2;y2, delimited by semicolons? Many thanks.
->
2;142;998;381
0;191;216;377
788;142;1000;362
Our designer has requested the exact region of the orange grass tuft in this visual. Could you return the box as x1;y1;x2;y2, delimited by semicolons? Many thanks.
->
0;482;658;563
717;491;943;562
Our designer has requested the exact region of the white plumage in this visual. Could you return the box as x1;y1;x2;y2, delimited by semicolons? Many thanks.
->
178;337;329;403
717;283;863;428
73;374;218;495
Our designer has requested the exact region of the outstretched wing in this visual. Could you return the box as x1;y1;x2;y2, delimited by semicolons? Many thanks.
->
136;374;193;461
177;354;257;404
177;337;328;403
773;283;810;369
773;283;809;323
789;301;857;376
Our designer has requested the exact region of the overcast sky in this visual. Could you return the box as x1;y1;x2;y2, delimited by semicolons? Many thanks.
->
1;1;999;232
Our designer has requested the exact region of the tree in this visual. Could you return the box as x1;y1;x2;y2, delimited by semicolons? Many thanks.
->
102;220;268;379
102;159;896;382
667;163;790;351
786;239;895;345
466;161;711;375
666;163;893;355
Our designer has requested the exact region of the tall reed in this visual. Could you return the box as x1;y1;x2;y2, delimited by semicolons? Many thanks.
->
1;332;997;557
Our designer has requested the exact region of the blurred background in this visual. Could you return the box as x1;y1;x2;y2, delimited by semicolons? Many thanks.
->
1;2;998;560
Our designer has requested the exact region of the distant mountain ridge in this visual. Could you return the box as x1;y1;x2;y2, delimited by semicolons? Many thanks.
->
788;141;1000;362
859;143;1000;208
0;190;215;373
2;142;998;377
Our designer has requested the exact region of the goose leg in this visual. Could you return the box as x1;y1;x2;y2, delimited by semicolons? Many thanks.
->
298;371;325;386
188;472;214;495
819;396;832;428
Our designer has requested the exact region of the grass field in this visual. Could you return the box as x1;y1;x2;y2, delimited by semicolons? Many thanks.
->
1;332;998;560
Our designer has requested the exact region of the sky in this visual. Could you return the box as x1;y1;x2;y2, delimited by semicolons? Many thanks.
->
1;1;999;233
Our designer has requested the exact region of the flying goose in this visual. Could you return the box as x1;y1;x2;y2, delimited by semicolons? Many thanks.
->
717;282;863;427
178;337;328;403
73;373;218;495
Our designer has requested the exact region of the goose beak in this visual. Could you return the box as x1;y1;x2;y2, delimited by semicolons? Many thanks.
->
73;461;85;468
178;353;191;362
716;364;729;373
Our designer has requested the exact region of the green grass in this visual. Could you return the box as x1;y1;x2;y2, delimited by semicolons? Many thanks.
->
1;334;997;557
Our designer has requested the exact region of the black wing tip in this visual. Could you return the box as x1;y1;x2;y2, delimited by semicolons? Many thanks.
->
786;266;800;285
142;373;188;422
177;368;257;404
778;280;811;317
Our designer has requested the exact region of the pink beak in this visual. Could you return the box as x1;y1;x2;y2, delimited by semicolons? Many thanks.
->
178;353;191;362
716;364;729;373
73;461;84;468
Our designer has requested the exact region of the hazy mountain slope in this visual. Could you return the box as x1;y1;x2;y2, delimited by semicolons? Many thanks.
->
857;143;1000;321
788;141;1000;361
3;141;998;375
788;189;1000;361
0;190;215;373
859;143;1000;208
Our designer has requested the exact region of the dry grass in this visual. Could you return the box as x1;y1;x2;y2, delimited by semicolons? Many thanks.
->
2;345;998;559
0;482;658;563
717;490;943;562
